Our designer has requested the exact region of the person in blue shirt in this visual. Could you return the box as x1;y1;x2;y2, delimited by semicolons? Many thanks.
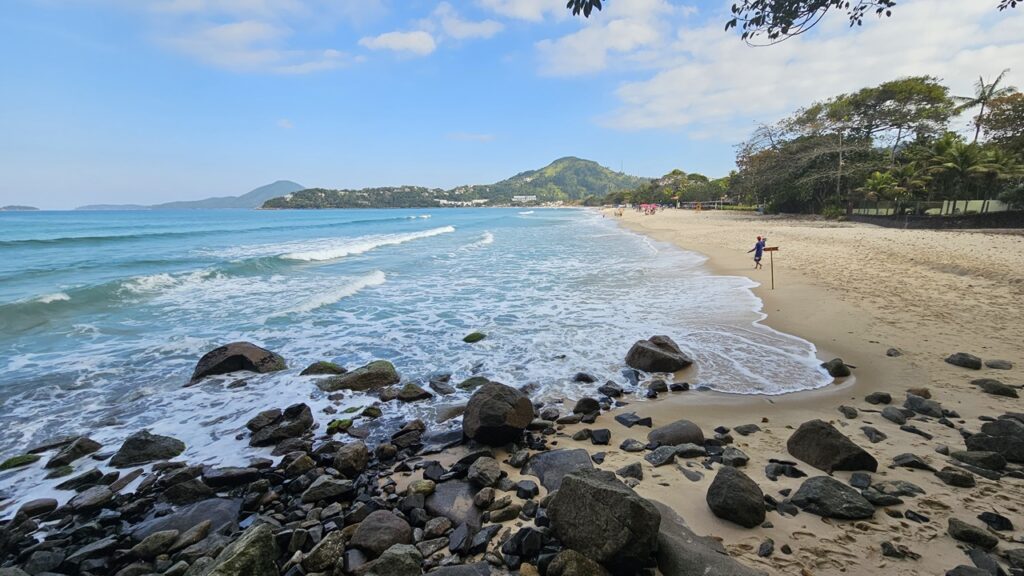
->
747;236;766;269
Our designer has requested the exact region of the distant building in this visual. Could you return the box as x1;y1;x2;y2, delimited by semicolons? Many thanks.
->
512;195;537;203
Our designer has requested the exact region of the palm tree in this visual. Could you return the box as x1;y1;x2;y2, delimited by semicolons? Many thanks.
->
926;141;1001;201
954;69;1018;143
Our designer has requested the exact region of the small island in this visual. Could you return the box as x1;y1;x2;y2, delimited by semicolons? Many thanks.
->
0;205;40;211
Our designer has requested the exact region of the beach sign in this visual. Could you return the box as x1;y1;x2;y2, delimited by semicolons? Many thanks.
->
765;246;778;289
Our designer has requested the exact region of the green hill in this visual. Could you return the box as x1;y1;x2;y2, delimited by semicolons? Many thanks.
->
77;180;305;210
262;158;647;209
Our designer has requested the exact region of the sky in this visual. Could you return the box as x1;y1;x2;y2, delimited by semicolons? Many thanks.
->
1;0;1022;208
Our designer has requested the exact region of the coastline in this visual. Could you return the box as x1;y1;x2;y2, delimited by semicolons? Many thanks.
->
582;207;1024;574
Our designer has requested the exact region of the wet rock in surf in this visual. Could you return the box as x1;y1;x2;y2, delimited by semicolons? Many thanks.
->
188;341;286;384
462;382;533;445
625;335;693;373
300;360;346;376
248;403;313;447
45;436;101;468
787;419;877;473
821;358;852;378
463;331;486;343
317;360;400;392
109;430;185;467
397;382;433;402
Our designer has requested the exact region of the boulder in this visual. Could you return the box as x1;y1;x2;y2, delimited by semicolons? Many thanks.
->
904;394;943;418
522;449;594;491
865;392;892;405
547;469;661;573
625;335;693;373
302;531;347;572
985;359;1013;370
947;518;998;550
397;382;432;402
132;498;240;541
45;436;101;468
467;456;501;488
350;510;413;558
317;360;400;392
201;467;259;488
334;441;370;478
205;523;278;576
705;466;765;528
69;485;114;512
355;543;422;576
651;500;766;576
972;378;1018;398
786;420;877;473
548;550;611;576
249;403;313;447
648;419;704;447
301;476;354;503
791;476;875;519
189;341;285;384
300;361;346;376
821;358;851;378
425;480;482;529
946;352;983;370
462;382;533;445
935;467;976;488
109;430;185;467
951;450;1006;471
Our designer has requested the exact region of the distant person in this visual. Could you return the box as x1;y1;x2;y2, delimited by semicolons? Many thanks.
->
747;236;766;269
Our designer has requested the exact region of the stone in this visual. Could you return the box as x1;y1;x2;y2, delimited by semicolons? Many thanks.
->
300;360;346;375
573;397;600;415
598;382;623;398
985;359;1013;370
838;405;858;419
302;476;354;503
457;376;491;391
972;378;1019;398
69;485;114;512
397;382;433;402
645;445;677;467
426;480;482;529
978;511;1013;531
865;392;892;405
791;476;875;519
522;449;594;491
936;467;976;488
110;430;185;467
163;478;214;505
468;456;501;488
904;394;943;418
625;335;693;373
132;498;240;540
734;424;761;436
317;360;400;392
205;523;278;576
350;510;413;558
334;441;370;478
706;466;765;528
892;453;936;472
947;518;998;550
722;447;749;467
946;567;991;576
250;403;313;447
787;420;877;473
861;426;887;443
17;498;57;518
202;467;259;488
651;500;764;576
821;358;851;378
302;530;347;572
189;341;286;384
616;462;643;481
130;529;179;559
620;438;645;452
882;406;908;425
547;469;661;573
872;479;925;497
46;436;102;468
648;419;704;447
463;331;486;343
676;443;708;458
590;429;611;445
613;412;652;428
946;352;983;370
462;382;533;445
547;550;610;576
355;543;422;576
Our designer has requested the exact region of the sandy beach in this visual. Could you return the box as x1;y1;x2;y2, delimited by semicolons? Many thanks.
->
552;208;1024;575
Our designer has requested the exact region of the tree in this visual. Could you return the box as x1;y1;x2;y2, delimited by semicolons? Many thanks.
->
954;69;1018;143
926;140;1000;199
980;93;1024;153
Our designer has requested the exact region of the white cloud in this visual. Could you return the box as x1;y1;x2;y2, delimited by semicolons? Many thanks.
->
533;0;1024;139
277;118;294;129
447;132;496;142
433;2;503;40
359;30;437;56
477;0;566;22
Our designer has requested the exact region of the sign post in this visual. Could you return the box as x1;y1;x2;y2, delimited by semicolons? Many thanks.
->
764;246;779;289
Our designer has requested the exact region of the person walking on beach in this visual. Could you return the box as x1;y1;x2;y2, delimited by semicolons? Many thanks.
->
748;236;766;269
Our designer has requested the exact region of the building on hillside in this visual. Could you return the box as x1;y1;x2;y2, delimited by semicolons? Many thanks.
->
512;195;538;204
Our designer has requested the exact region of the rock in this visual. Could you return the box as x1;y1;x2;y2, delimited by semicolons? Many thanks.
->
547;469;661;572
645;445;677;467
821;358;851;378
249;403;313;447
573;372;597;383
722;447;749;467
573;397;601;415
838;405;858;419
892;453;936;472
952;450;1007;471
45;436;102;468
865;391;892;405
334;440;369;477
648;379;669;393
946;567;993;576
300;360;346;375
651;500;765;576
676;443;707;458
18;498;58;518
317;360;400;392
616;462;643;481
517;479;540;499
468;457;501;488
302;476;354;503
734;424;761;436
130;529;179;559
350;510;413;558
356;543;422;576
462;382;534;445
972;378;1019;398
871;479;925;497
861;487;903;506
598;382;623;397
886;348;903;357
706;466;765;528
904;394;943;418
68;485;114;512
947;518;998;550
302;530;347;572
109;430;185;467
132;498;240;540
882;406;908;425
985;359;1013;370
202;467;259;488
648;419;704;447
787;420;877;473
946;352;983;370
791;476;875;519
620;439;646;452
163;478;215;505
548;550;610;576
522;449;594;492
426;480;482;529
204;523;278;576
849;472;872;489
457;376;491;391
590;429;611;445
463;332;486;343
978;511;1013;531
936;467;976;488
614;412;652;428
189;341;286;384
625;335;693;373
397;382;433;402
861;426;888;443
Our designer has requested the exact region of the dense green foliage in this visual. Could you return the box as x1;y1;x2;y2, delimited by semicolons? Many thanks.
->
602;169;730;206
725;74;1024;214
262;157;646;209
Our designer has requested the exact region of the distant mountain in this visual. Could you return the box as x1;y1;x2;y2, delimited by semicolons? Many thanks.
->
0;205;40;211
262;158;647;209
76;180;305;210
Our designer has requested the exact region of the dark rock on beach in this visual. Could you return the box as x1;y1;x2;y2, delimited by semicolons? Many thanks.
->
189;341;286;384
109;430;185;467
648;419;705;447
462;382;533;445
706;466;765;528
972;378;1018;398
947;518;998;550
821;358;852;378
791;476;875;519
946;352;983;370
522;449;594;491
787;419;878;473
248;403;313;447
625;335;693;373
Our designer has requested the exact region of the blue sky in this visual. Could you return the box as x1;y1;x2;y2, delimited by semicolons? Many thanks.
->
1;0;1022;208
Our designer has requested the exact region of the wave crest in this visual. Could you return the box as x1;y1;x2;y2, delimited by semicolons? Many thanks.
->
281;226;455;262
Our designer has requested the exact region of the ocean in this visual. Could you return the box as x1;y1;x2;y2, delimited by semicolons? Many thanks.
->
0;207;830;510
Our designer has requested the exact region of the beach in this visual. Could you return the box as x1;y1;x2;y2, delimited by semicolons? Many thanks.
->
582;208;1024;574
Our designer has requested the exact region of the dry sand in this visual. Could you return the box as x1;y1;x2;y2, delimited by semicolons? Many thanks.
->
547;209;1024;575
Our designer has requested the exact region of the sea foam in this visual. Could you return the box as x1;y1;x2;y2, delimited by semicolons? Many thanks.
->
281;226;455;262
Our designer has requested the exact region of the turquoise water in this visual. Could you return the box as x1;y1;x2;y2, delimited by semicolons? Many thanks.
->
0;208;829;509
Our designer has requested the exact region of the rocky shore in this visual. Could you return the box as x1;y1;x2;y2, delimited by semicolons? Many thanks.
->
2;334;1022;576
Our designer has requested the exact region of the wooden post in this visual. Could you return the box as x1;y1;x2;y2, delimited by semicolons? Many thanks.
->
764;247;779;290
